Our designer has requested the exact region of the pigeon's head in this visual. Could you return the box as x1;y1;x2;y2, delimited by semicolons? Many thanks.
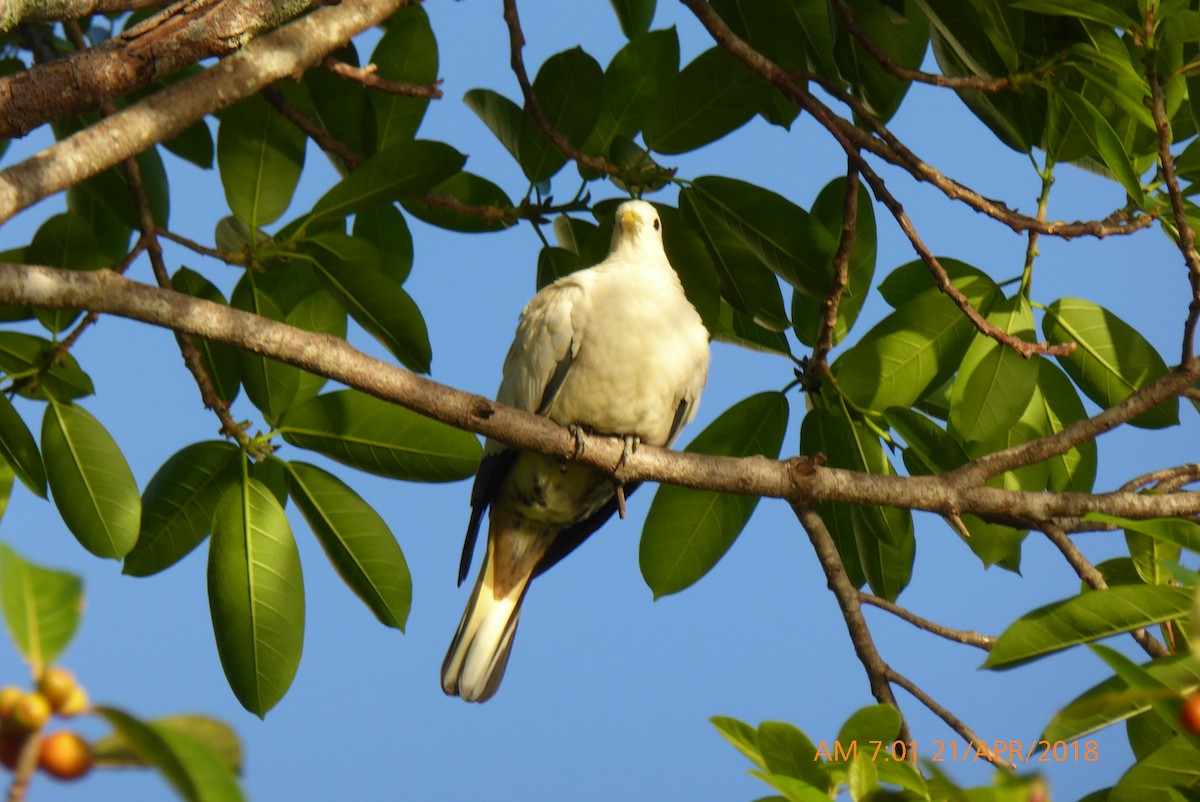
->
608;199;665;260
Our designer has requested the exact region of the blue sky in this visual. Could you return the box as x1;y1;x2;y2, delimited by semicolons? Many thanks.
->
1;2;1197;800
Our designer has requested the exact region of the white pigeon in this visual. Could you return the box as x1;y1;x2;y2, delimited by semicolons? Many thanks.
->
441;199;711;702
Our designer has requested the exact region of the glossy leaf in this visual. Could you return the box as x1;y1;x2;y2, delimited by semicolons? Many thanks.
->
27;212;112;333
585;28;679;157
1038;360;1097;493
124;442;241;577
0;544;82;674
309;140;465;223
711;716;765;769
303;44;367;173
643;47;772;154
233;285;300;426
401;172;514;234
463;89;523;164
279;390;481;482
284;288;347;404
654;203;721;331
833;0;929;123
758;721;827;787
0;391;45;496
985;586;1196;669
877;256;998;309
305;232;432;373
208;479;304;717
1058;90;1145;205
216;95;306;230
369;6;438;152
1042;298;1178;429
712;302;793;357
518;48;604;183
172;268;240;405
1088;513;1200;554
351;204;413;284
798;409;866;590
640;392;788;598
834;281;998;413
1011;0;1136;30
95;714;242;774
609;0;655;37
42;402;141;559
287;462;412;630
949;295;1040;443
96;707;244;802
0;332;95;402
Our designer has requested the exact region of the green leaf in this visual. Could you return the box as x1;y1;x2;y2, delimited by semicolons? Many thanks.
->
208;478;304;717
885;407;969;475
0;544;82;674
233;285;300;426
124;442;241;577
0;392;45;497
463;89;524;165
536;246;581;290
679;188;791;331
309;140;465;223
1011;0;1137;30
834;0;929;123
690;176;836;298
1087;513;1200;554
305;232;432;373
27;211;113;333
654;203;721;331
1039;359;1097;493
798;409;867;590
1047;653;1200;742
640;392;788;598
643;46;772;154
1088;643;1189;741
0;332;94;403
711;715;765;769
400;172;514;234
712;302;793;357
286;462;411;630
758;721;828;787
985;585;1196;669
1042;298;1178;429
172;268;240;405
95;714;242;774
877;256;998;309
368;6;438;152
949;295;1040;443
584;28;679;157
351;204;413;284
95;707;244;802
278;390;481;482
1058;90;1145;205
1110;735;1200;802
518;48;604;183
304;44;368;173
42;401;141;559
284;288;347;403
216;94;306;230
834;281;999;413
609;0;655;37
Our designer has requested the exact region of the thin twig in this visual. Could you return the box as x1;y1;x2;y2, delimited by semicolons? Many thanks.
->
792;505;914;747
157;229;244;265
261;84;363;167
858;592;996;650
810;160;858;372
1041;523;1168;659
1120;464;1200;493
320;57;443;98
501;0;620;177
886;669;1014;772
1019;160;1054;298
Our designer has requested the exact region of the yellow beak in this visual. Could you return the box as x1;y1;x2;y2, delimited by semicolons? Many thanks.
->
618;207;641;231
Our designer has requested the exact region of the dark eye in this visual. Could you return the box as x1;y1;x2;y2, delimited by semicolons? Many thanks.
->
653;218;661;231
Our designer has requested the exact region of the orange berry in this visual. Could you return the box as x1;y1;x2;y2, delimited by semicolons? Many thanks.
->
10;694;50;733
38;731;93;781
1180;693;1200;737
37;668;77;713
55;686;89;718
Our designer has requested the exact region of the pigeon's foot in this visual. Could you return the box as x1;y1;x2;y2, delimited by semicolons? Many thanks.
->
616;434;639;470
568;424;589;460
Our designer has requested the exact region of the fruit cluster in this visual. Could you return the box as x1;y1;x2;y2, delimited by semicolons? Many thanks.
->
0;667;93;782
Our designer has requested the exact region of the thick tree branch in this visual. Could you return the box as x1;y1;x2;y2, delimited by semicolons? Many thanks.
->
0;0;321;138
1;0;168;30
858;593;996;650
679;0;1152;242
2;263;1200;524
0;0;411;223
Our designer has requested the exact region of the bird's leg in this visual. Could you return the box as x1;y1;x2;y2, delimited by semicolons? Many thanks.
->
613;435;639;519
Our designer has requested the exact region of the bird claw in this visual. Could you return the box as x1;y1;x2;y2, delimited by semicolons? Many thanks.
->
615;434;639;471
568;424;589;460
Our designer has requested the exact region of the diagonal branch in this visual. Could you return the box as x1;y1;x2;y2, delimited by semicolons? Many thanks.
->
320;57;443;98
886;669;1014;771
501;0;620;177
810;160;858;373
858;592;996;650
0;0;412;224
2;0;169;30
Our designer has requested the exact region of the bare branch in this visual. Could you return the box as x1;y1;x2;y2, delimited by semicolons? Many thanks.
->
158;229;245;265
1120;463;1200;493
320;57;443;99
858;593;996;650
501;0;620;177
678;0;1153;241
0;0;413;224
3;263;1200;524
0;0;324;138
1041;523;1168;659
810;160;858;373
887;669;1014;771
2;0;168;30
261;84;363;167
793;506;913;746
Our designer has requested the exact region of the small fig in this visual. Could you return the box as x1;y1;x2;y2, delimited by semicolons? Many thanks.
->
1180;692;1200;737
37;668;77;713
38;731;93;781
10;694;50;733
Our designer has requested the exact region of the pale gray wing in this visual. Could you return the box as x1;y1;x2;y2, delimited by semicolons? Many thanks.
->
458;281;586;585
